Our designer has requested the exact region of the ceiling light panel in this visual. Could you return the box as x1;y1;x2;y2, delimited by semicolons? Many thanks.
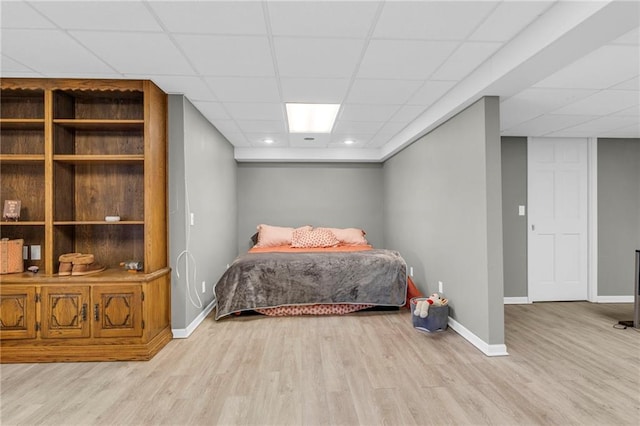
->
149;1;267;35
373;1;497;40
357;40;458;80
274;37;365;78
286;104;340;133
174;34;275;77
70;31;193;75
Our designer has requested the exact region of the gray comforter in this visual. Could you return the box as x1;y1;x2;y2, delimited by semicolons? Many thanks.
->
214;249;407;319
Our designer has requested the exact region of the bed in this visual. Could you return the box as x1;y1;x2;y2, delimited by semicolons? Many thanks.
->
214;225;407;320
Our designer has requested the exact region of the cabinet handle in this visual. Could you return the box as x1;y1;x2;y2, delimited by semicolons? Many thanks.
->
81;304;87;322
94;304;100;321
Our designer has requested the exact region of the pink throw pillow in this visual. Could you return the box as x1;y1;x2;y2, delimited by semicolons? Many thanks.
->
255;224;311;247
325;227;368;245
291;228;340;248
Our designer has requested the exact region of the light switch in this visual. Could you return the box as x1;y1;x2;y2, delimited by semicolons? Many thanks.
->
518;205;526;216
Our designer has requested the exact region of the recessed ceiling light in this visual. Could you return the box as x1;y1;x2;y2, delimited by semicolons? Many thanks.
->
344;139;355;145
286;103;340;133
264;138;274;144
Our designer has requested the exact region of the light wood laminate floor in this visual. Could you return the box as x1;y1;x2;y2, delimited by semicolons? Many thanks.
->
1;302;639;425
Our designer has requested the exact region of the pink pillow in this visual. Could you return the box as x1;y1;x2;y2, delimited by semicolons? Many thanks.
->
291;228;340;248
325;227;368;245
255;224;311;247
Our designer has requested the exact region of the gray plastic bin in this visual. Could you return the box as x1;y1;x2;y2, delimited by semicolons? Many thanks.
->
410;297;449;332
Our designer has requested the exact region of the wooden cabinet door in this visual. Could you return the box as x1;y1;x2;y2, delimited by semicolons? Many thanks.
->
92;285;143;338
0;287;36;340
40;286;90;339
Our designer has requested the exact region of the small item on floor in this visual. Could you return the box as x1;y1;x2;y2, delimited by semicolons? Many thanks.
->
27;265;39;273
411;294;449;333
120;260;143;272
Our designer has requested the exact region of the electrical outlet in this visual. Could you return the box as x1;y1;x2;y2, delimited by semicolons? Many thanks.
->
190;213;195;226
438;281;443;293
30;245;41;260
201;281;206;293
409;266;414;277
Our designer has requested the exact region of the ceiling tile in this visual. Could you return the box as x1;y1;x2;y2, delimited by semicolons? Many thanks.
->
502;114;597;136
70;31;192;75
377;120;409;136
469;1;553;42
347;79;423;104
274;37;365;78
223;133;251;147
597;123;640;138
329;134;372;145
0;2;57;29
339;104;401;122
1;29;115;74
500;88;596;129
551;115;640;135
267;1;379;38
134;75;214;101
175;34;274;77
431;42;502;81
358;40;458;80
373;1;497;40
534;45;640;90
366;133;394;148
407;80;457;106
223;102;284;121
280;78;350;103
245;133;289;147
31;1;161;32
205;77;280;103
389;105;426;123
333;121;384;135
209;119;241;135
611;104;640;117
551;90;639;116
0;55;39;74
289;134;331;148
611;76;640;91
235;120;286;134
191;101;231;121
150;1;266;35
612;27;640;45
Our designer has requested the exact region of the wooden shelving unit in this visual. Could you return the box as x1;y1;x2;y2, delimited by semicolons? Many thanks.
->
0;78;171;362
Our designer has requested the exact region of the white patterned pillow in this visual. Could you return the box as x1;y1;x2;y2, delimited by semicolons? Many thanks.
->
291;228;339;248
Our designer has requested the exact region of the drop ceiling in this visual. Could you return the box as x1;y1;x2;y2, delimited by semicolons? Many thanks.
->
1;1;638;162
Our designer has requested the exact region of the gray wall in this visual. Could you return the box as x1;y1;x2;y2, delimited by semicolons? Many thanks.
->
598;138;640;296
383;97;505;345
168;95;237;329
501;137;528;298
237;163;384;252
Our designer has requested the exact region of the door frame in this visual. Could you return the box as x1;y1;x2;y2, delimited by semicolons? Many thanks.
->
526;137;598;303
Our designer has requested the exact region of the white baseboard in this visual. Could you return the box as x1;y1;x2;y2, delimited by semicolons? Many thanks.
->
448;317;509;357
172;299;216;338
504;297;530;304
595;295;634;303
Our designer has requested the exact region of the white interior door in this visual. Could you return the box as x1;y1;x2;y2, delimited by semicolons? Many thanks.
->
528;137;588;301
